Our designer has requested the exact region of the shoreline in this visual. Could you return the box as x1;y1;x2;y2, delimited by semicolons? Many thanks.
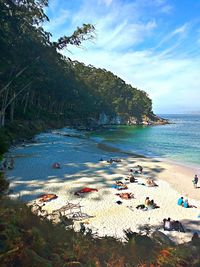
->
6;130;200;244
98;143;200;201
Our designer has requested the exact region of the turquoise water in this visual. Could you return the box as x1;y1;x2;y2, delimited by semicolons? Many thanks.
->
89;114;200;166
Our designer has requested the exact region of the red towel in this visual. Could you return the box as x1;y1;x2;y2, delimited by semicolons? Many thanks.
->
75;187;98;195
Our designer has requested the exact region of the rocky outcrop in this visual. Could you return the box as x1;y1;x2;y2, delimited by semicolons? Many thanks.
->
97;112;168;126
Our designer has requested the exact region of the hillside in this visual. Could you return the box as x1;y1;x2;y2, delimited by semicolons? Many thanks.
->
0;0;165;139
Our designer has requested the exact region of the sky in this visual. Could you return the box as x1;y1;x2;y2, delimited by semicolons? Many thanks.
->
44;0;200;114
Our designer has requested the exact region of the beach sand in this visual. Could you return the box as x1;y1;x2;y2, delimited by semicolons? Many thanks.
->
6;129;200;244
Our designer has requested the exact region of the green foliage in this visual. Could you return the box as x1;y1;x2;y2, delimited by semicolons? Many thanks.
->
0;0;155;131
0;198;199;266
0;172;9;196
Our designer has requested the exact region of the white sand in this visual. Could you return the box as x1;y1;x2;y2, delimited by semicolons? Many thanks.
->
6;129;200;244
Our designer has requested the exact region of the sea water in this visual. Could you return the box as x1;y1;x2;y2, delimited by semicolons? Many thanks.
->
88;114;200;166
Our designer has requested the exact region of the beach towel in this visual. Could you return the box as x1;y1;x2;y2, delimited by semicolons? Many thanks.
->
38;194;58;202
74;187;98;195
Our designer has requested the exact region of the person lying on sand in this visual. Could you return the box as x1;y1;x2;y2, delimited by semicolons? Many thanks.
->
116;192;134;199
38;194;58;202
146;178;158;187
74;187;98;196
117;184;128;190
116;180;124;186
112;181;128;190
183;199;197;208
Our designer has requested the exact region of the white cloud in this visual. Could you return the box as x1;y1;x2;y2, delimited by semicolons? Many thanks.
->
44;10;69;32
99;0;113;7
45;0;200;114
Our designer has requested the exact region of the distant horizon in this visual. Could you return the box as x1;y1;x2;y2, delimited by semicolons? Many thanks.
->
158;112;200;116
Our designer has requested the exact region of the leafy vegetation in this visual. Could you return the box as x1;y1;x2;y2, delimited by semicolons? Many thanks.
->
0;0;157;132
2;1;197;266
0;198;199;267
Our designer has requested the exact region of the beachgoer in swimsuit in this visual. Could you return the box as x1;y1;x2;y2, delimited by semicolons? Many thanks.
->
177;197;184;206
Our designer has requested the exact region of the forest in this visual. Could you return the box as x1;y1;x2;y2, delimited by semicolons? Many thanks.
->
0;0;156;133
0;1;199;266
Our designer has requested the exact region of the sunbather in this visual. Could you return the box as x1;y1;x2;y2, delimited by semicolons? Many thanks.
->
116;192;134;199
74;187;98;196
115;180;128;190
144;197;150;207
147;199;159;210
183;199;197;208
38;194;58;202
146;178;158;187
116;180;124;186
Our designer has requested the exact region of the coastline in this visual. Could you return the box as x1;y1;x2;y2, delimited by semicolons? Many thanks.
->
6;129;200;244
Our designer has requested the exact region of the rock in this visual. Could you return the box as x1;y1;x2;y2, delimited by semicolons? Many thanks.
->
151;231;175;246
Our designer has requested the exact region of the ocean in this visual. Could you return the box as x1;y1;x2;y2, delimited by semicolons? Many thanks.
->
88;114;200;166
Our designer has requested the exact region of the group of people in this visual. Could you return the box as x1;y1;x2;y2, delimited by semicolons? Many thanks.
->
177;196;196;208
99;158;122;164
163;217;185;232
136;197;159;210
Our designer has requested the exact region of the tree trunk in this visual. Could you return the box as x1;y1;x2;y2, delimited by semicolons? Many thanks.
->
23;91;30;114
10;92;15;122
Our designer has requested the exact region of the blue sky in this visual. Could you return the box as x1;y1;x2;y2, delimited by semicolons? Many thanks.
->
44;0;200;114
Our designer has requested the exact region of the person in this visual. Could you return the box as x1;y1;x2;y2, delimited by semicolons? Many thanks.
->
183;199;189;208
177;197;184;206
107;158;113;164
191;232;200;245
192;174;198;189
146;178;157;187
144;197;150;207
1;159;8;171
130;176;136;183
148;199;155;210
137;165;143;174
172;220;185;232
8;157;14;170
163;218;172;231
52;162;61;169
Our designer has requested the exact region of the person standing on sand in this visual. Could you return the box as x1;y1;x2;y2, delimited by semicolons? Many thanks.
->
193;175;198;189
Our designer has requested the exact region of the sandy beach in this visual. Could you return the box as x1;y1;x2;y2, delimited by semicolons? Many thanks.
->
6;129;200;244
